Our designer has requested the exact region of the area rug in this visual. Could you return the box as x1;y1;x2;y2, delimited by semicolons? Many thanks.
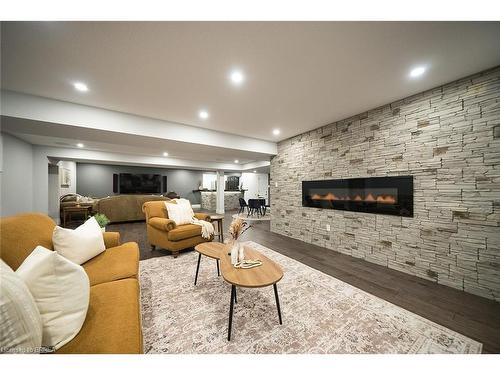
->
139;241;482;354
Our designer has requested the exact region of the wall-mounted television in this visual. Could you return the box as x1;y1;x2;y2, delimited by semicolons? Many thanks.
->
119;173;162;194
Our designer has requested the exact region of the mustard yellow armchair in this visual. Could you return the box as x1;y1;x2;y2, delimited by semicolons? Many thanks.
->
142;200;212;258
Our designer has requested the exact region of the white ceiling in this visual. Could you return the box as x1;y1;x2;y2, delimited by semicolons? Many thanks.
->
2;21;500;142
1;116;267;164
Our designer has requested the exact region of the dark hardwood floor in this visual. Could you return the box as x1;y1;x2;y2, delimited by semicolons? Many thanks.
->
108;209;500;353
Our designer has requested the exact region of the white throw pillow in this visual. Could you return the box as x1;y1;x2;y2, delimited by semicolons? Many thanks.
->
174;198;195;217
52;216;105;264
0;260;43;354
16;246;90;350
165;201;193;225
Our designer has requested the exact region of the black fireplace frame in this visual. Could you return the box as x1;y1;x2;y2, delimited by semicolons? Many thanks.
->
302;176;413;217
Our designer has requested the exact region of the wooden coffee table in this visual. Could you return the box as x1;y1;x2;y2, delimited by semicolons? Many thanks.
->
193;242;226;285
219;245;284;341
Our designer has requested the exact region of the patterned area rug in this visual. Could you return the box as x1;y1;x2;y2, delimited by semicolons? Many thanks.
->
139;241;482;354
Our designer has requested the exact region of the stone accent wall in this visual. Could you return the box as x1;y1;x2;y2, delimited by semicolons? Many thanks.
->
201;191;243;211
271;67;500;301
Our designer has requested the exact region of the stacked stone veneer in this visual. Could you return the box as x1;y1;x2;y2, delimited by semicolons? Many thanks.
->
201;191;243;211
271;67;500;301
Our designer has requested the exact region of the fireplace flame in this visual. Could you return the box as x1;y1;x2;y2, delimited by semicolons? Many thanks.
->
311;192;397;204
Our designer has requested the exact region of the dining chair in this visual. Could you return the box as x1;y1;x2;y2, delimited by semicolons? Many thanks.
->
238;198;249;214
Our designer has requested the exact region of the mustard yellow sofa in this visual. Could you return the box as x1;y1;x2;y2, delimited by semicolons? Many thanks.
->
96;194;168;223
142;200;212;258
0;213;143;354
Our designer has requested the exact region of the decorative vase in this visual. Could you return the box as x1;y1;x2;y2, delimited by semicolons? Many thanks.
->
230;241;240;265
238;245;245;262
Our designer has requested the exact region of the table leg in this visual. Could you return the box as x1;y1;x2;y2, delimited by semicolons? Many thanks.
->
234;287;237;304
228;285;236;341
273;283;283;325
216;259;220;276
194;253;201;285
220;221;224;243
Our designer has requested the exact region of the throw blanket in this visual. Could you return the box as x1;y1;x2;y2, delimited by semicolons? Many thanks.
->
191;218;215;239
173;198;214;239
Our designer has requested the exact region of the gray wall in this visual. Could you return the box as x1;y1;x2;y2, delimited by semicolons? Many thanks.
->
271;67;500;301
0;133;34;216
76;163;203;204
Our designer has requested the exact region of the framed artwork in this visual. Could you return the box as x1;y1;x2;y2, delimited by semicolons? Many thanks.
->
60;167;71;188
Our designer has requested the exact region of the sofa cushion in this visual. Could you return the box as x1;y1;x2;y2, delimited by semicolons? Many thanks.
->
52;217;106;265
82;242;139;286
0;213;55;271
55;279;142;354
167;224;202;241
16;246;90;350
102;231;121;249
0;260;43;354
165;201;193;225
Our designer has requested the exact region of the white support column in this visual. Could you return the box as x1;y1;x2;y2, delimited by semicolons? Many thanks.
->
216;170;225;214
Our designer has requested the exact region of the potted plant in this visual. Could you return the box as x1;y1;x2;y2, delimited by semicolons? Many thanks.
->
94;213;110;232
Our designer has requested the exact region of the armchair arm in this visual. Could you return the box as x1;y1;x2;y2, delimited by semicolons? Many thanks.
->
103;231;121;249
194;213;211;222
149;217;177;231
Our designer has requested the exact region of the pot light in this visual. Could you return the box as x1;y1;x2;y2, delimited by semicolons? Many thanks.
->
163;152;169;157
409;66;426;78
272;129;281;136
234;159;239;163
199;110;209;119
253;170;257;173
76;143;84;148
73;82;89;92
230;70;245;85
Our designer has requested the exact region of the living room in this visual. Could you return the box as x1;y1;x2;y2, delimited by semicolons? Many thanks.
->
1;1;500;373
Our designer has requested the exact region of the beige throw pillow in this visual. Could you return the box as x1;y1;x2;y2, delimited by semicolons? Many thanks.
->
165;201;193;225
0;260;43;354
52;216;105;265
16;246;90;350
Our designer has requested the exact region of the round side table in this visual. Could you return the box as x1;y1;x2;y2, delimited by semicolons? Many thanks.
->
210;214;224;243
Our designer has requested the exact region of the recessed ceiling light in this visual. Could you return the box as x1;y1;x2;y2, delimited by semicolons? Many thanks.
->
253;170;257;173
409;66;426;78
234;159;239;163
163;152;169;157
73;82;89;92
272;129;281;136
76;143;84;148
199;110;209;119
230;70;245;85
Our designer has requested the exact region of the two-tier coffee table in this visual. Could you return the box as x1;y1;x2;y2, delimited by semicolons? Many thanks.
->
193;242;284;341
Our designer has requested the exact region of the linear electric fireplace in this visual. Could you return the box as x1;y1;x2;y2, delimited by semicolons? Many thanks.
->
302;176;413;217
